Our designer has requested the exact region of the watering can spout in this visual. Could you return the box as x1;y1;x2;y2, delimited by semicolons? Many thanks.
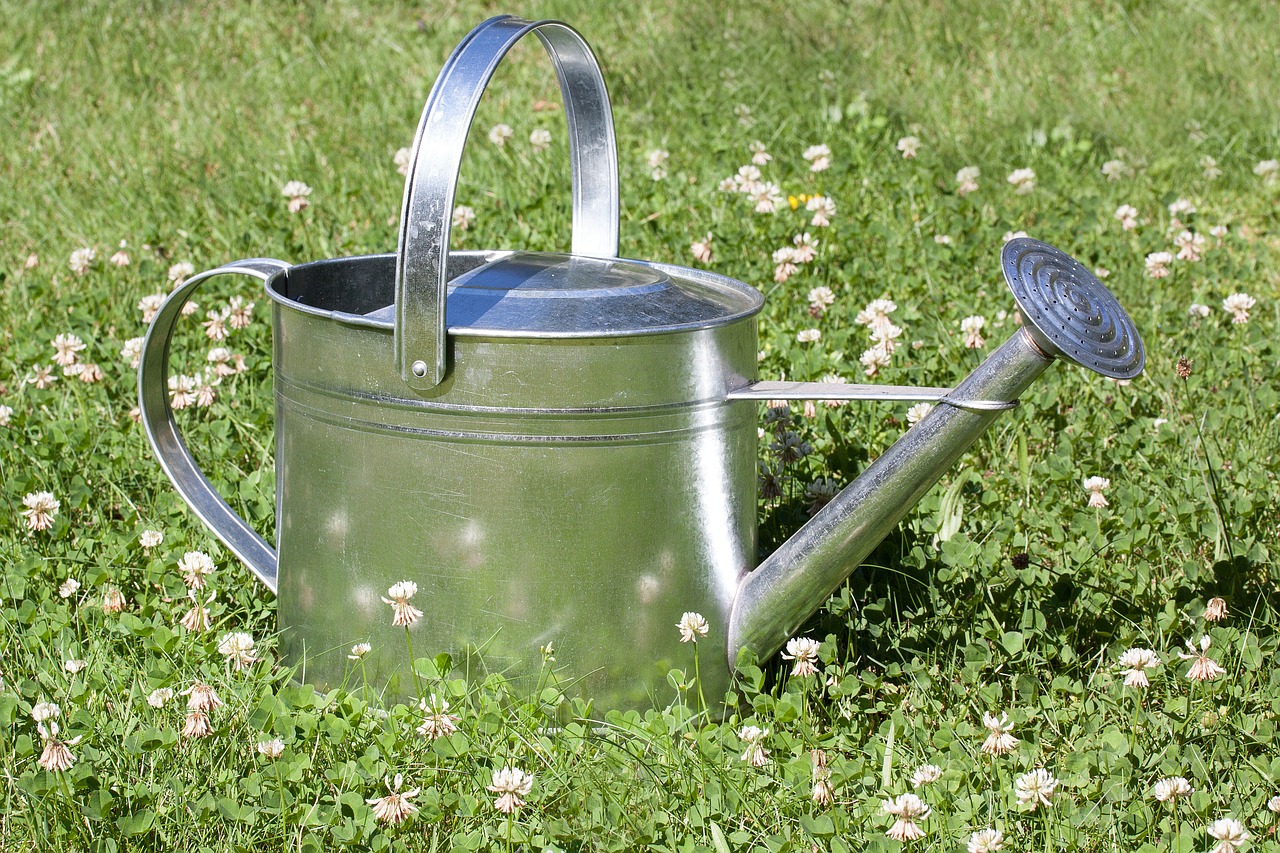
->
727;238;1145;666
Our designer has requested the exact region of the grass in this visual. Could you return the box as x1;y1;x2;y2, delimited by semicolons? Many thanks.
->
2;0;1279;850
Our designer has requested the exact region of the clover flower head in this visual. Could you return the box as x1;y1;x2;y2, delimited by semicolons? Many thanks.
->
487;767;533;814
1015;768;1058;809
676;611;709;643
782;637;821;677
1152;776;1193;803
382;580;424;628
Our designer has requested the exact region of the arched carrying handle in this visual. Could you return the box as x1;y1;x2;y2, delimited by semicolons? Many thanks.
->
137;258;289;594
395;14;620;390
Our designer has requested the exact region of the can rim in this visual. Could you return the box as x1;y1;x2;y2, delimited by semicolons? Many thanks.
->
264;250;765;339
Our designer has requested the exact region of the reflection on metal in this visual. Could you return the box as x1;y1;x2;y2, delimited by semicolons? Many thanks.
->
138;14;1147;711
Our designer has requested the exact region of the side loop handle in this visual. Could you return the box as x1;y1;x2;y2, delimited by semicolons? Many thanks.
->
137;259;288;593
395;14;620;390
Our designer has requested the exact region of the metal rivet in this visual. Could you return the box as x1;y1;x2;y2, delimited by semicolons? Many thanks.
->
411;360;428;377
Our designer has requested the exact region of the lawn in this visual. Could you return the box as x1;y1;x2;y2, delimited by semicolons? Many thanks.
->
1;1;1279;851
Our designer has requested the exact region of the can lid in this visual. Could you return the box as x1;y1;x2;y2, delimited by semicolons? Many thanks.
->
436;251;763;338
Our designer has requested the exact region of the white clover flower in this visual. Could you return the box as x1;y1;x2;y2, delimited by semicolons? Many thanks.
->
804;478;838;515
102;586;126;613
487;767;533;814
1083;476;1110;508
1169;197;1196;218
51;333;86;367
1253;159;1278;184
1145;251;1174;279
803;143;831;172
811;749;834;806
1205;597;1228;622
256;738;285;759
452;205;476;231
69;247;96;275
792;232;818;263
138;293;166;323
797;328;821;344
1268;795;1280;813
896;136;921;159
808;286;835;314
1179;635;1226;681
138;529;163;550
1002;230;1028;243
1188;303;1210;319
967;828;1004;853
748;140;771;165
177;551;215;589
176;588;213;632
182;681;223;712
956;165;980;195
906;403;933;426
146;688;174;708
348;642;372;660
1118;647;1161;688
36;719;82;772
168;262;196;285
646;148;669;181
487;123;513;147
1114;204;1139;230
782;637;820;677
22;492;60;532
529;128;551;153
1200;155;1222;179
0;404;12;427
64;659;88;674
882;793;931;841
1222;292;1256;324
120;336;144;369
750;181;785;214
217;632;258;671
1152;776;1193;803
1101;159;1128;181
31;702;60;722
182;709;213;738
58;578;80;599
110;242;130;266
417;694;461;740
676;612;709;643
367;774;420;824
855;298;897;331
393;147;411;176
806;194;836;227
281;181;311;213
960;315;986;349
1206;817;1249;853
981;711;1018;755
27;365;57;389
382;580;423;627
25;253;38;269
1175;230;1206;262
911;764;943;787
1015;768;1058;809
738;725;770;766
690;233;713;263
1006;168;1036;194
860;345;892;377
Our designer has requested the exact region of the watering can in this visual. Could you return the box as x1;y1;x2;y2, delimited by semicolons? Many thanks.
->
139;15;1144;709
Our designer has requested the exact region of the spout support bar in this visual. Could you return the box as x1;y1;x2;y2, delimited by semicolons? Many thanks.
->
728;381;1017;411
727;328;1053;665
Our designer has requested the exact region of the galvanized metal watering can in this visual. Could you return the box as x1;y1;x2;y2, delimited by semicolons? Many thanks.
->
139;15;1145;709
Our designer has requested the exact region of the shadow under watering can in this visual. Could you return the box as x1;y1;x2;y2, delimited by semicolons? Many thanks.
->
138;14;1145;710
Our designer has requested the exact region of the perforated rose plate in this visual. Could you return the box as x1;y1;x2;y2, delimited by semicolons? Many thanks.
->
1001;237;1145;380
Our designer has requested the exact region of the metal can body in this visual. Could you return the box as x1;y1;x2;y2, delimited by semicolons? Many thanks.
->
268;253;758;708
